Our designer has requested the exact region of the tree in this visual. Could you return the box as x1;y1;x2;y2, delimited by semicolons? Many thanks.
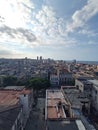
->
3;76;18;87
16;77;28;86
26;77;50;90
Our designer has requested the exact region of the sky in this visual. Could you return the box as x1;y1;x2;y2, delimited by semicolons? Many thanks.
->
0;0;98;61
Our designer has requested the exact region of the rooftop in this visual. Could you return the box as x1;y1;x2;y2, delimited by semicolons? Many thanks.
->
74;72;94;79
0;89;31;112
62;86;90;110
0;106;22;130
0;91;19;112
46;89;70;120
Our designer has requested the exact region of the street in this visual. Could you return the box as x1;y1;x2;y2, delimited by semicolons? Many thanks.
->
25;98;46;130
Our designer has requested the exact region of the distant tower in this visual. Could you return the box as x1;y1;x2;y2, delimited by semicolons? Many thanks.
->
40;56;42;60
37;56;39;60
24;57;28;66
72;59;76;64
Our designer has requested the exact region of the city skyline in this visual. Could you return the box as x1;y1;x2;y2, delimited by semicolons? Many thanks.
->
0;0;98;61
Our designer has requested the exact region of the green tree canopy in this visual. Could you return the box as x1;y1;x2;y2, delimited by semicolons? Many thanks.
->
27;77;50;90
3;76;18;87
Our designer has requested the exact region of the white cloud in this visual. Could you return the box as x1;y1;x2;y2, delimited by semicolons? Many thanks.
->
36;6;56;27
0;0;97;57
66;0;98;32
0;1;78;49
0;25;36;47
0;0;39;50
78;28;97;37
33;5;74;47
0;0;34;28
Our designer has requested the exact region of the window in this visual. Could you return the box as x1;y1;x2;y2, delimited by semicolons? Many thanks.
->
24;94;26;97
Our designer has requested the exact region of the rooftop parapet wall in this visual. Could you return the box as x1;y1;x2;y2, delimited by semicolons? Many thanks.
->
45;89;72;120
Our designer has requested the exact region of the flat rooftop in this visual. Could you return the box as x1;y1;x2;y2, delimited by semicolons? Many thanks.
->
62;87;89;109
74;72;94;79
0;91;19;112
46;89;69;120
0;89;31;112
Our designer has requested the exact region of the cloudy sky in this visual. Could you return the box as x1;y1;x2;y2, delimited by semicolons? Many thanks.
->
0;0;98;60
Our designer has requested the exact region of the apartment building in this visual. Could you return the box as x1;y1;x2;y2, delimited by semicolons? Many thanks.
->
45;89;92;130
50;74;59;87
61;86;96;130
0;86;33;130
0;105;23;130
75;79;92;92
61;86;90;115
57;69;73;86
50;68;73;87
88;80;98;113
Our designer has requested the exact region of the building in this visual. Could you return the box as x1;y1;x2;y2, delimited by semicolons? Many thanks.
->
0;105;23;130
57;69;73;86
45;89;71;120
61;86;90;115
61;86;96;130
40;56;42;61
50;74;59;87
88;80;98;113
75;79;92;92
37;56;39;60
19;89;33;127
0;86;33;129
50;68;73;87
72;59;76;64
59;72;73;86
45;89;94;130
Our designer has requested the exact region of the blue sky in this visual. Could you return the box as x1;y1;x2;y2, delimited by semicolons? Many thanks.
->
0;0;98;60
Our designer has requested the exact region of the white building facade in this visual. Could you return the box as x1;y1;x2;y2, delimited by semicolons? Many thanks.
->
89;80;98;113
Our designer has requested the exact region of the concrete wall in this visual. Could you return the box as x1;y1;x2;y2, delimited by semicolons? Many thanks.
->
12;108;23;130
11;90;33;130
75;79;84;92
19;90;33;128
91;86;98;112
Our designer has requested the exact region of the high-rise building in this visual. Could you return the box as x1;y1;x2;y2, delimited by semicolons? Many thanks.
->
37;56;39;60
40;56;42;60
